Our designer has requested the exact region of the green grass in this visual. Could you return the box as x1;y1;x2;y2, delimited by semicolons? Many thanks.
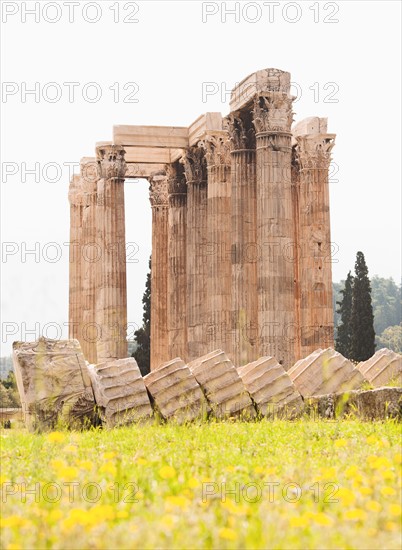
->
1;420;401;549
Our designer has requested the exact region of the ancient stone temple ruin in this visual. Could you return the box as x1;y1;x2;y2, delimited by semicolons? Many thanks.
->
68;68;336;370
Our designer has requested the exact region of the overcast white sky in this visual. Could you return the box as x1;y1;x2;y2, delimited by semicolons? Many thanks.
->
1;0;401;356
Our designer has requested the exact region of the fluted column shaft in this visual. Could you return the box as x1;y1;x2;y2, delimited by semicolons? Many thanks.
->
167;161;187;360
149;171;169;370
182;147;208;361
95;144;127;363
295;134;335;357
254;89;295;368
291;148;301;361
80;158;99;364
228;113;258;366
68;175;84;344
202;133;232;356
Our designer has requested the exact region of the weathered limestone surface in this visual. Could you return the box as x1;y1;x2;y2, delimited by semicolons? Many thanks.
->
201;132;232;356
88;357;153;427
149;171;169;370
144;358;208;423
183;147;208;361
238;356;303;418
95;144;128;362
288;348;365;397
167;162;188;361
68;175;84;345
12;337;95;431
306;387;402;421
357;348;402;387
69;69;338;370
293;118;335;359
252;69;296;368
188;350;256;418
228;112;258;366
80;157;99;364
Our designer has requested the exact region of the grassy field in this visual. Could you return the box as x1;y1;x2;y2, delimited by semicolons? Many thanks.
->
1;420;401;550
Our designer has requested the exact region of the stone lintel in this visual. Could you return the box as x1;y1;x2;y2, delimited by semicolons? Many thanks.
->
230;68;292;112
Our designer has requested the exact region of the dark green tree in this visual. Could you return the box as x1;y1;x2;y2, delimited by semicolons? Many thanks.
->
350;251;375;361
133;257;151;376
335;271;354;357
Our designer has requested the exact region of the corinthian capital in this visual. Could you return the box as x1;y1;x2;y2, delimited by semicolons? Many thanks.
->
295;134;336;170
227;112;255;151
180;146;207;183
96;144;127;180
166;161;187;196
149;171;168;207
252;93;293;134
199;132;231;166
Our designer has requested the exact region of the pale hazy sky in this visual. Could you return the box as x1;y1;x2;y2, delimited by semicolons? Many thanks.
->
1;0;401;355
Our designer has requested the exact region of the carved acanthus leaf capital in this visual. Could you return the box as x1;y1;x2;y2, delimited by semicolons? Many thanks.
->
96;144;127;180
180;146;207;183
227;112;256;151
199;132;231;166
149;171;168;207
166;162;187;196
295;134;336;170
252;93;293;134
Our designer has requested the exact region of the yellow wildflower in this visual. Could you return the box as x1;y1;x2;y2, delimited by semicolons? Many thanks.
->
289;515;309;528
187;477;199;489
365;500;381;513
50;459;65;470
99;462;117;476
389;504;402;517
345;465;359;478
219;527;238;541
344;508;367;521
337;487;355;506
165;495;189;509
161;515;176;529
47;432;66;443
385;521;398;531
1;515;30;529
159;465;176;479
312;512;334;526
58;466;78;481
393;453;402;465
77;460;93;471
102;451;117;460
334;439;347;448
380;486;396;497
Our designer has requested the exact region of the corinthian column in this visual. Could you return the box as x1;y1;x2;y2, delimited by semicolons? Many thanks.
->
68;174;84;344
294;119;336;357
228;111;258;366
149;171;169;370
182;146;208;361
80;157;99;364
201;132;232;356
253;69;295;368
95;144;128;362
167;161;187;361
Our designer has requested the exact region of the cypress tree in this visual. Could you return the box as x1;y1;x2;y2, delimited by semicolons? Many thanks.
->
335;271;354;358
350;251;376;361
133;257;151;376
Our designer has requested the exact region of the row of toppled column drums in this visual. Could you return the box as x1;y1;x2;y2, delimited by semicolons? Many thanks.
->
12;337;401;430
